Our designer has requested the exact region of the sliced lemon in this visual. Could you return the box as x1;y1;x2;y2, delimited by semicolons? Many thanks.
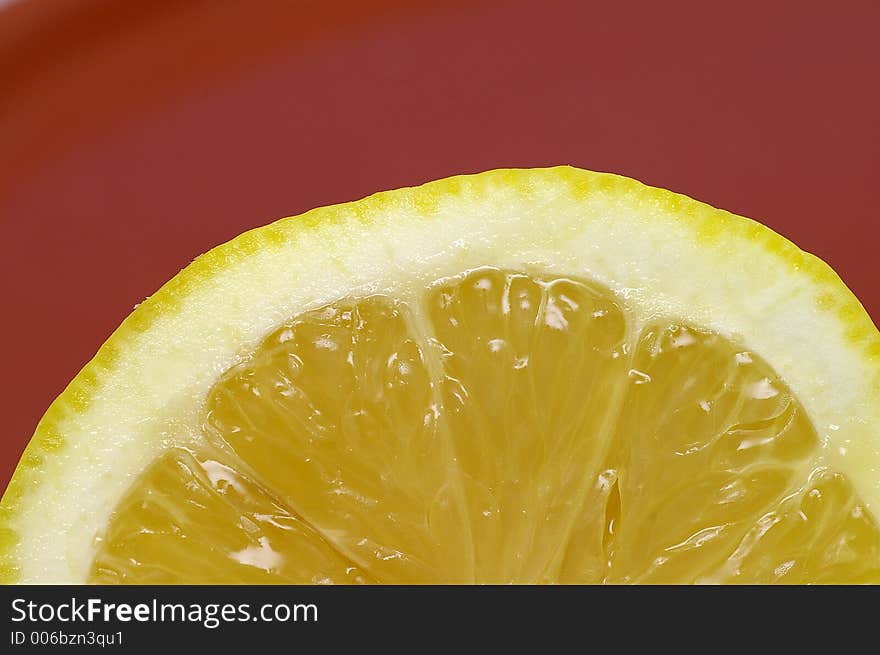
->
2;167;878;584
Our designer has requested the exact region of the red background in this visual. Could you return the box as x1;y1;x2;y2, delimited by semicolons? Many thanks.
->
1;0;878;491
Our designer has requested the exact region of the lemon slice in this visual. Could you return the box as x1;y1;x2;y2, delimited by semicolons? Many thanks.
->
2;167;878;584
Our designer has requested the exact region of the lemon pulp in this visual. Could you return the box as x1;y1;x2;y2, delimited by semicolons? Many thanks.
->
89;268;880;583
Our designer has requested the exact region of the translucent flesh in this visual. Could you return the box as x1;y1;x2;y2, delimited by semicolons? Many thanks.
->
89;269;880;584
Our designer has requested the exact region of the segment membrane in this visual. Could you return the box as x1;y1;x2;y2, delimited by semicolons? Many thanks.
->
89;269;880;584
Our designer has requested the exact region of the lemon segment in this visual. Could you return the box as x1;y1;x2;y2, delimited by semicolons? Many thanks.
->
89;449;373;584
427;270;630;582
203;297;473;584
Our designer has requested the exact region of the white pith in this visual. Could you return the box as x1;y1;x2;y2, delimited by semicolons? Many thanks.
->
3;167;877;583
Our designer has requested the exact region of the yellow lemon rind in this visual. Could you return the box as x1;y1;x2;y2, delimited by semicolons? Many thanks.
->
1;166;877;583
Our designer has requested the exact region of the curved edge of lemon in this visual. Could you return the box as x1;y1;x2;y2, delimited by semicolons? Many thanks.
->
1;165;878;583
